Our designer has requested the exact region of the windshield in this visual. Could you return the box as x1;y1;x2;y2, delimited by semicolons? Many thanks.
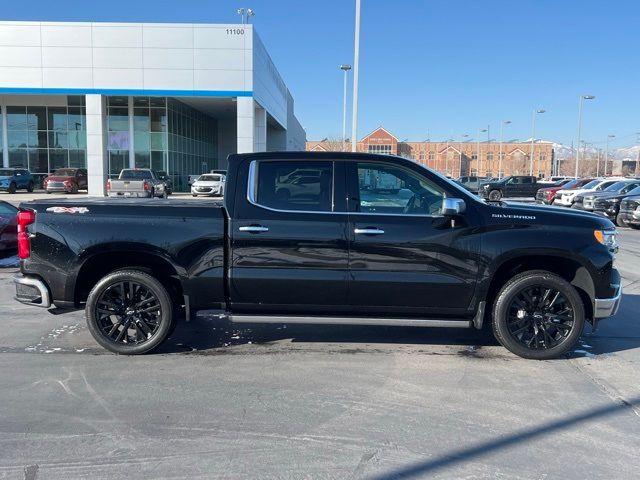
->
197;175;222;182
120;170;153;180
626;186;640;196
581;179;601;189
603;181;628;192
0;169;14;176
560;179;581;188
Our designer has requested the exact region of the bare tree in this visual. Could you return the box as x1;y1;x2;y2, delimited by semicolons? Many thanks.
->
310;137;350;152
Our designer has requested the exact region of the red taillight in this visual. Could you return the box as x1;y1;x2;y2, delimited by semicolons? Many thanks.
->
17;209;36;260
143;180;150;191
106;179;111;191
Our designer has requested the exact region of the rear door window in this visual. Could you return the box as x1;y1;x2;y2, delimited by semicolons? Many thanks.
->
250;161;334;212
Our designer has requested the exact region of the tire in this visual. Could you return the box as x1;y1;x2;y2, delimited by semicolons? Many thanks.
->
491;270;585;360
192;194;197;197
85;269;175;355
615;213;627;227
488;189;502;201
71;184;79;194
27;181;34;193
7;182;16;194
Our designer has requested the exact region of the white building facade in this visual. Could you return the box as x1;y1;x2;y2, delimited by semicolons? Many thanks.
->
0;21;305;194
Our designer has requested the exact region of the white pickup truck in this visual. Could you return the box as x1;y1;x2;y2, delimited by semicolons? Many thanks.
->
107;169;169;198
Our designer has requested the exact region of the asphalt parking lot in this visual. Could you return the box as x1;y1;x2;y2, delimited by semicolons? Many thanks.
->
0;197;639;479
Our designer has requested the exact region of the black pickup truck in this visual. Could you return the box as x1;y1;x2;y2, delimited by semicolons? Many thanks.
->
479;175;540;200
14;152;621;359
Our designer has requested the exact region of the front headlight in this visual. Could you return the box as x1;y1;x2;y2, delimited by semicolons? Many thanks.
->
594;229;618;252
611;198;620;203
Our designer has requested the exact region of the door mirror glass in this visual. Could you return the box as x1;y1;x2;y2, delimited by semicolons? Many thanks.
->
441;198;466;216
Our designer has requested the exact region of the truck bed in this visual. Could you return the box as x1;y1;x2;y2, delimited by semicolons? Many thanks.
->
19;197;227;310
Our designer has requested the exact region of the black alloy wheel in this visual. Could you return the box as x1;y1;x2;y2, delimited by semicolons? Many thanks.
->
489;190;502;201
8;182;16;194
505;285;574;351
86;270;175;354
492;270;584;359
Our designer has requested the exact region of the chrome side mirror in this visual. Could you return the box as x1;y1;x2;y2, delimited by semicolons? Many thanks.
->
442;198;466;216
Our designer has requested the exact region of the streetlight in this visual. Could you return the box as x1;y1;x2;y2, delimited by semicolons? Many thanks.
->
477;128;487;175
340;64;351;151
575;94;595;178
498;120;511;179
604;134;615;176
237;8;245;23
246;9;255;23
529;109;545;176
351;0;361;153
459;134;469;177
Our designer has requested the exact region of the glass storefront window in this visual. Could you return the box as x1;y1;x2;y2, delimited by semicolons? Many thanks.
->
49;131;68;149
26;106;47;131
7;131;27;149
108;131;130;151
134;131;149;151
134;151;150;169
26;131;48;149
49;150;68;170
133;108;150;131
48;107;68;131
8;149;28;168
68;107;85;131
108;151;128;177
68;131;86;149
69;150;86;168
150;108;167;132
7;106;27;130
151;151;165;172
28;149;48;174
108;108;128;131
150;133;166;151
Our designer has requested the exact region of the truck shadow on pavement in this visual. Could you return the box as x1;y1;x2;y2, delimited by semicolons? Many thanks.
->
157;293;640;357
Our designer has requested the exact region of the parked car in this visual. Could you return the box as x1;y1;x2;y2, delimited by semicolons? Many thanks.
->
593;185;640;226
191;173;225;197
572;180;640;211
553;178;625;207
617;196;640;228
107;169;169;198
0;200;18;257
535;178;593;205
0;168;35;194
456;176;489;193
479;175;540;200
156;171;173;194
210;169;227;176
14;152;621;360
43;168;87;194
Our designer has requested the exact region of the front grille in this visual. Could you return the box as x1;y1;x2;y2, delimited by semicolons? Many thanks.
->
594;199;609;209
621;200;639;210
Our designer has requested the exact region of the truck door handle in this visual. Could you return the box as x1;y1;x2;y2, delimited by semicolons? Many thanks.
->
354;227;385;235
239;225;269;233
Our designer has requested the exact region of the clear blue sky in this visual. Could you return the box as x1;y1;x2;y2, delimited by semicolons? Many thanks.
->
5;0;640;148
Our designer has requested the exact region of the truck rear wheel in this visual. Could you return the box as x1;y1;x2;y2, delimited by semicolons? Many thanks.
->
491;270;584;360
85;269;175;354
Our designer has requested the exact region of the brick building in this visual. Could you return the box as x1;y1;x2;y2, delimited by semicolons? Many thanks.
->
306;127;555;178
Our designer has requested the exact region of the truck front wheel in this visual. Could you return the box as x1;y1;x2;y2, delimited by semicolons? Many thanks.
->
491;270;585;360
488;189;502;201
85;269;175;355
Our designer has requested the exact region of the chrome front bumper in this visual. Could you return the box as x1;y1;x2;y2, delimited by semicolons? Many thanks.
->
593;282;622;319
13;274;51;308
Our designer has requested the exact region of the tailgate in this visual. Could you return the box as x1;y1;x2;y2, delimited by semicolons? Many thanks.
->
110;180;146;193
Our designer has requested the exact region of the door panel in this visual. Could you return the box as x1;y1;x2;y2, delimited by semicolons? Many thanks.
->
230;159;349;313
346;161;480;316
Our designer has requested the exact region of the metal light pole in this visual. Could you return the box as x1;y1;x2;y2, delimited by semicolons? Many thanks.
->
237;8;245;23
604;134;615;176
498;120;511;179
477;128;487;175
459;134;468;177
575;95;595;178
529;109;545;176
340;64;351;151
350;0;361;153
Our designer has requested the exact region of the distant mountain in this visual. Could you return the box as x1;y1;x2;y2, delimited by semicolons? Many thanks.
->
547;141;639;161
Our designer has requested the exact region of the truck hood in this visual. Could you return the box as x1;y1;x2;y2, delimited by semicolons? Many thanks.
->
490;200;614;229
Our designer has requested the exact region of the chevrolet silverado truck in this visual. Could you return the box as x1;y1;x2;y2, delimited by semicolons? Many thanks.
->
13;152;622;359
107;169;169;198
479;175;540;201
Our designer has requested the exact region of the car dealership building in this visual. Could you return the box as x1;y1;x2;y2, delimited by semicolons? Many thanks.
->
0;21;305;193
